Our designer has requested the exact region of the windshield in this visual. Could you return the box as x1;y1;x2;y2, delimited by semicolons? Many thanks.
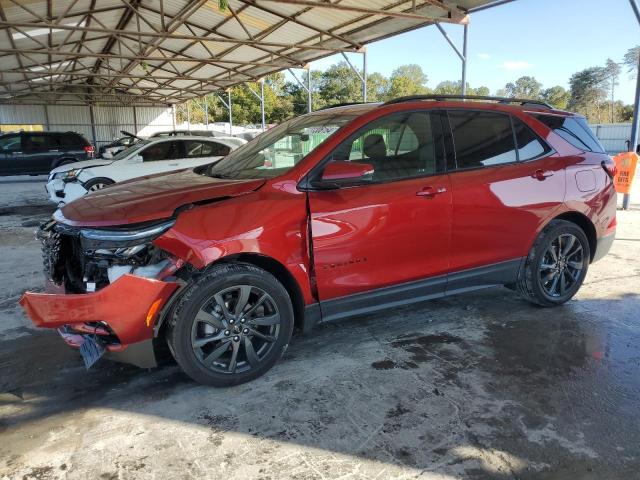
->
207;111;358;179
111;140;150;161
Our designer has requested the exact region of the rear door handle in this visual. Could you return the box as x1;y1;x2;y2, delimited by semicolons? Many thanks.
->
168;163;179;166
49;149;59;152
416;186;447;198
532;169;554;181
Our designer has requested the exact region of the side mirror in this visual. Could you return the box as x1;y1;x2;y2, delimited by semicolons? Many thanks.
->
321;160;374;182
129;154;143;163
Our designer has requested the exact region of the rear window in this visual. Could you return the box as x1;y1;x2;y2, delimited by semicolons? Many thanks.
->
448;111;517;169
534;114;605;153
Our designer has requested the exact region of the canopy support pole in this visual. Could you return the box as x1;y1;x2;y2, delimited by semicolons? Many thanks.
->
289;66;313;112
217;92;233;135
624;0;640;210
245;80;266;131
435;22;468;95
341;51;366;102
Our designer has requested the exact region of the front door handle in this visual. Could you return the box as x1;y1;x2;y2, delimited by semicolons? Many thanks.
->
416;186;447;198
532;169;554;181
168;163;179;166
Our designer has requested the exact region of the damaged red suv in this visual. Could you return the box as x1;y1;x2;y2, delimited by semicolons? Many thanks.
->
20;96;617;386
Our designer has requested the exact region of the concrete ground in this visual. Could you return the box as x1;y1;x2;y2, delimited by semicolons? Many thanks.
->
1;176;640;480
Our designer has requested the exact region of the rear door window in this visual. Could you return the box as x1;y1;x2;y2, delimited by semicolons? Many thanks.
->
184;140;231;158
23;133;55;151
512;117;552;161
448;111;517;169
141;141;176;162
533;114;605;153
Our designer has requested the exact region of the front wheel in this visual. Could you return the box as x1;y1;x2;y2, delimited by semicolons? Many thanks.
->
167;263;294;386
517;220;590;307
84;177;114;192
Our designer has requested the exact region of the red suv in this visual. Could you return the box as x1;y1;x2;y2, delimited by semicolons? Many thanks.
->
20;96;617;386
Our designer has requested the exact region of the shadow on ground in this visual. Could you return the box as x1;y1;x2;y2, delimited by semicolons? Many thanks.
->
2;289;640;479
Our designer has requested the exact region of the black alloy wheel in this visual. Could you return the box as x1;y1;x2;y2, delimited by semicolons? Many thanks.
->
517;219;590;307
168;263;294;386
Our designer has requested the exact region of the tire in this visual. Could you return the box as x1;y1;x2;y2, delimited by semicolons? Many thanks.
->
84;177;114;192
517;219;590;307
167;263;294;386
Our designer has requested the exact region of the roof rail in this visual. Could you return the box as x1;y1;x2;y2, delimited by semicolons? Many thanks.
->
318;101;376;111
383;95;552;109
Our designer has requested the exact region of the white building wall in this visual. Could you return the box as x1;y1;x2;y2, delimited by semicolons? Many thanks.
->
0;104;174;148
589;123;633;155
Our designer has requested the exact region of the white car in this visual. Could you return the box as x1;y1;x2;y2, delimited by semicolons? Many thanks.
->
46;136;245;205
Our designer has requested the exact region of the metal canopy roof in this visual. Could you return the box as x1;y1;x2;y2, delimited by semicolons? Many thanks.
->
0;0;502;106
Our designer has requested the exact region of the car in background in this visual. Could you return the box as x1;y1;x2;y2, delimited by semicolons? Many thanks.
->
99;131;141;158
0;131;94;176
22;95;617;387
150;130;220;138
46;135;245;204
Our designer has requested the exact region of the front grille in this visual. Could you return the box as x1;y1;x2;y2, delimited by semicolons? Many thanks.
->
38;221;86;291
38;221;63;284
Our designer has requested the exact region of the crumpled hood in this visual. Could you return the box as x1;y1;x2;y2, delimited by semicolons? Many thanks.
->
50;158;114;174
56;169;265;227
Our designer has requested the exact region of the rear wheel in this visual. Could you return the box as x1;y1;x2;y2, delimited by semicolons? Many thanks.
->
517;220;590;307
84;177;114;192
167;263;294;386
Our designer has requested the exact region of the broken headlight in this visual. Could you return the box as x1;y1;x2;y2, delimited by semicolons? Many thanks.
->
76;220;178;289
79;219;175;249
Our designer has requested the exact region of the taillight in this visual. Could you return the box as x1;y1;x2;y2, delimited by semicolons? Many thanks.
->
601;158;617;179
84;145;95;158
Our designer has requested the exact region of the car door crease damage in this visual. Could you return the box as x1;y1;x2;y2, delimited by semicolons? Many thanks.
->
19;97;618;386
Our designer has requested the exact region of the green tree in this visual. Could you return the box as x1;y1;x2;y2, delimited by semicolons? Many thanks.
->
542;86;570;110
433;80;460;95
568;67;609;122
386;64;429;99
504;76;542;99
317;61;364;106
367;72;390;102
604;59;621;122
623;45;639;78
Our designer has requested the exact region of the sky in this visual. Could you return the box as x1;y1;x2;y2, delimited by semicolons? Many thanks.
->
290;0;639;104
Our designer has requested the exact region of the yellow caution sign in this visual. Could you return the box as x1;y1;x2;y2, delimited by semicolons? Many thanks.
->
612;152;638;194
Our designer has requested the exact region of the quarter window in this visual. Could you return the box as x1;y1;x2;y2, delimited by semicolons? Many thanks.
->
327;111;443;182
448;111;517;169
513;117;552;161
534;114;605;153
58;133;85;148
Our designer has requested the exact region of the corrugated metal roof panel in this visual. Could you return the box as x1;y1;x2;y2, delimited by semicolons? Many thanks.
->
0;0;498;105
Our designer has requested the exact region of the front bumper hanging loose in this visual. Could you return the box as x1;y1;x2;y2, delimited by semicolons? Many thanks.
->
19;274;179;366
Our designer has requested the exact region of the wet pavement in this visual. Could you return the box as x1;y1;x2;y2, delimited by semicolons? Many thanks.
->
1;177;639;479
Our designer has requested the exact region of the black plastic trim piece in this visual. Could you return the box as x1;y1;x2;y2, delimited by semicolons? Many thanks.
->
104;338;157;369
320;274;447;323
445;258;522;295
314;258;525;328
302;303;322;334
592;232;615;263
